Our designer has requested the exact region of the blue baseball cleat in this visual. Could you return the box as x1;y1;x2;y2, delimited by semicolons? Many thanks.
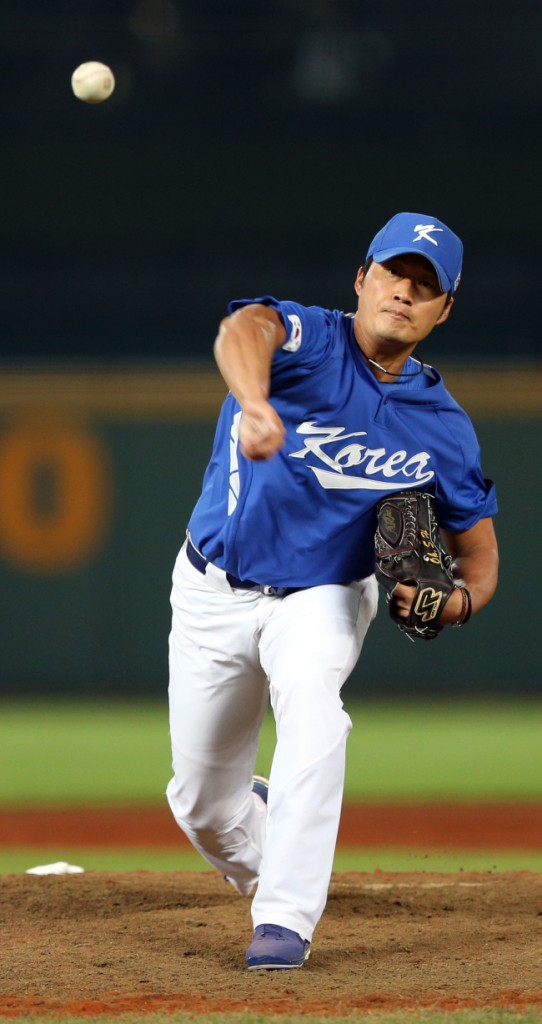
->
246;923;311;970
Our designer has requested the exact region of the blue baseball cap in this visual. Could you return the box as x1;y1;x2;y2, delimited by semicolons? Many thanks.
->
366;212;463;294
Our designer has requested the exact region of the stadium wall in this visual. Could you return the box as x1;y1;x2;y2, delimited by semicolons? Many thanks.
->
0;365;539;697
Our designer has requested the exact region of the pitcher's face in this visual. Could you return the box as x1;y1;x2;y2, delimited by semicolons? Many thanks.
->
354;254;452;349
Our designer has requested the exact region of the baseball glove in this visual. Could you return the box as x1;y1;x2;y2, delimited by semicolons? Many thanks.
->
374;490;459;641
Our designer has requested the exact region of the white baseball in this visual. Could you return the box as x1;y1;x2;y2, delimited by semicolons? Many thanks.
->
71;62;115;104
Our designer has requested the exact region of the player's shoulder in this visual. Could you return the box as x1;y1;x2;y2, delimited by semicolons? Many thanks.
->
280;302;350;357
413;362;466;412
427;366;481;445
394;362;477;434
232;295;345;341
430;365;471;415
227;294;338;322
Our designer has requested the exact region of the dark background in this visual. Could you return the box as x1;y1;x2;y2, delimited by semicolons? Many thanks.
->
0;2;541;696
2;0;541;364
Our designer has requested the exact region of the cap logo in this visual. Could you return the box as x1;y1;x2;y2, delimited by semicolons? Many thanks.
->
413;223;443;247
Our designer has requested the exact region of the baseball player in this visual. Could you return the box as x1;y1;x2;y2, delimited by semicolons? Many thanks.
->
166;212;499;970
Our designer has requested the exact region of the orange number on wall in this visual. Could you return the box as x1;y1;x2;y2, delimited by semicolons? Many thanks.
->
0;418;111;573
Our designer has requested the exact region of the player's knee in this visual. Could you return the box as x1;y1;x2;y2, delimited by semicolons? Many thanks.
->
173;810;252;860
166;777;240;839
170;801;226;845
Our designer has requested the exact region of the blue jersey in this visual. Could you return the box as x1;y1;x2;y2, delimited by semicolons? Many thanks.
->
188;297;497;587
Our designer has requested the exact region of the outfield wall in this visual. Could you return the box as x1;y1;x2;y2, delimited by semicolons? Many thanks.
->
0;365;540;697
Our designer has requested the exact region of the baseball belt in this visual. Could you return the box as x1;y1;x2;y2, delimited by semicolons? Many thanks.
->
186;536;304;598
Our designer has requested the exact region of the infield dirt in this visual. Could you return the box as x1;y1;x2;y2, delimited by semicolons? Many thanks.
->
3;801;542;849
1;803;542;1018
1;869;542;1017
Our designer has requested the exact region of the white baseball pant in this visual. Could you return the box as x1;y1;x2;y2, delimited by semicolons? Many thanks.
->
166;541;378;942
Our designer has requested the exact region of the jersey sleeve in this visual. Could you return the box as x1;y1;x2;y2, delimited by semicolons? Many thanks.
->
432;409;498;530
227;296;338;377
436;476;497;531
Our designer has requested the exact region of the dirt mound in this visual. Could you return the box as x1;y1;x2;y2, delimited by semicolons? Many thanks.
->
1;870;542;1017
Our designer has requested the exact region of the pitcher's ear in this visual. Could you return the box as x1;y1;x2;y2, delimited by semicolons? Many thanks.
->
354;266;365;295
436;296;454;326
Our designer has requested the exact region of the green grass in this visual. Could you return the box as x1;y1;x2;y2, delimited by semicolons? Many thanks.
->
346;700;540;802
1;698;542;806
2;698;542;877
0;700;173;805
343;698;542;801
3;847;542;877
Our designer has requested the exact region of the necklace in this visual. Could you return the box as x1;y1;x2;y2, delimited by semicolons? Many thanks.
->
345;313;425;379
365;352;425;378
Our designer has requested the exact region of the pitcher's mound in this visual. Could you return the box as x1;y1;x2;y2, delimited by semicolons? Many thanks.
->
1;870;542;1017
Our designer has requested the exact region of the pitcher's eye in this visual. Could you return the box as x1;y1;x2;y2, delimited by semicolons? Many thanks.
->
420;278;438;292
